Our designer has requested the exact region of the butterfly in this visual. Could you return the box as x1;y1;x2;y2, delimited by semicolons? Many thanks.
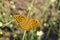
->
13;14;40;31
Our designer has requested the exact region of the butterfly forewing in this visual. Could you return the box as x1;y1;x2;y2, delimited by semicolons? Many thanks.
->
14;14;27;27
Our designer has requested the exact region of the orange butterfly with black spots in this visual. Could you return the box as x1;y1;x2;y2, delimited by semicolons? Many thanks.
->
13;14;40;31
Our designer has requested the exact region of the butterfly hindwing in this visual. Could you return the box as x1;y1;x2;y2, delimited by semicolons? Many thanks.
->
29;19;40;29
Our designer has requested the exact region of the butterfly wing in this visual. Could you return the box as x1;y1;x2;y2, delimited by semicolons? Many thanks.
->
21;17;31;30
22;19;40;30
29;19;40;30
21;22;30;30
13;14;27;27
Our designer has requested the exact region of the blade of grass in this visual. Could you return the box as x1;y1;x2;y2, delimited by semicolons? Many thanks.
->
3;20;14;26
30;28;36;40
58;19;60;40
22;30;27;40
45;26;51;40
39;0;51;19
27;0;34;17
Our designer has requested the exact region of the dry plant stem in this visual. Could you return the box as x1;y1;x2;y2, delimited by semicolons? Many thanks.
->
40;0;51;19
27;0;34;17
39;0;52;40
38;0;51;29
